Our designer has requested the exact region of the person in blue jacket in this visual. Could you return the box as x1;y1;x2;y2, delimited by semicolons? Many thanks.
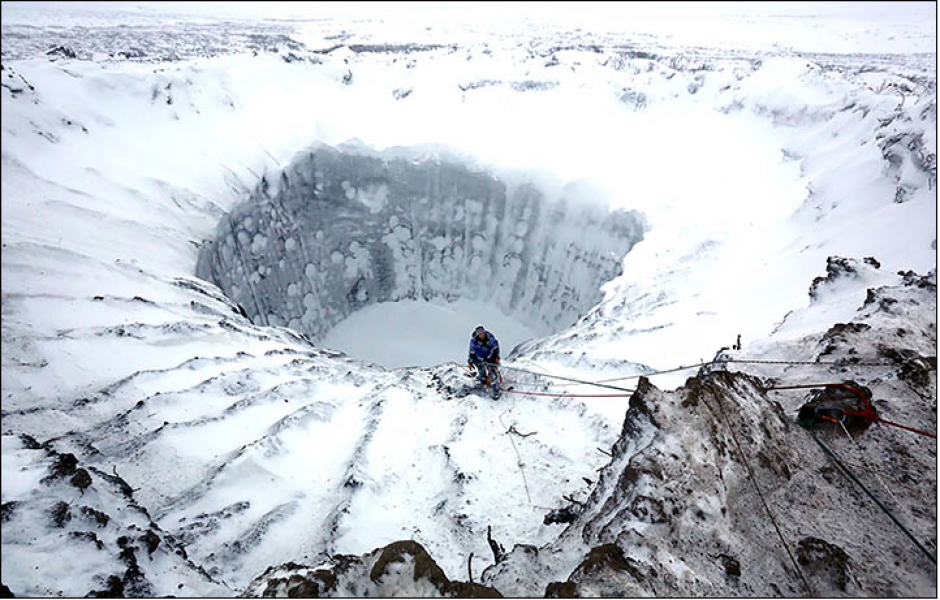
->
468;325;500;398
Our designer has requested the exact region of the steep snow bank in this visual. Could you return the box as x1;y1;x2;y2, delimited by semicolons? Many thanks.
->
195;144;644;344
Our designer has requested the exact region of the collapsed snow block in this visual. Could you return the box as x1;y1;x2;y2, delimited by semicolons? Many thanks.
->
796;381;875;435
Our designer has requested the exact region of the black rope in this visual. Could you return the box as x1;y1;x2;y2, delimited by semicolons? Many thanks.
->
727;358;898;367
710;390;815;596
806;427;937;564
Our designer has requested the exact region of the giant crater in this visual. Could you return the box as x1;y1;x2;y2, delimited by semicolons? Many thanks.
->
196;144;646;358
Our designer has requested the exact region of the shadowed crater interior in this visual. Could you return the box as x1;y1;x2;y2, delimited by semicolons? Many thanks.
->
196;144;646;348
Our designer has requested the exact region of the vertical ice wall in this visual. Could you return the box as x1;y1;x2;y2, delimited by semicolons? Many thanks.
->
196;145;645;342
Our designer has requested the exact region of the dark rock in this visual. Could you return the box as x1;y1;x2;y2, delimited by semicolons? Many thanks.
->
87;467;135;499
718;554;741;578
0;583;13;597
369;540;449;588
1;501;20;523
627;494;666;523
49;501;71;528
877;346;936;389
897;270;937;290
809;256;877;300
545;581;579;597
19;434;42;449
70;468;92;491
563;543;647;596
139;530;161;557
576;544;641;580
282;573;320;597
544;504;581;525
818;323;871;358
446;581;503;598
69;531;104;550
80;506;110;528
797;537;853;591
87;575;124;598
42;453;78;483
45;45;77;59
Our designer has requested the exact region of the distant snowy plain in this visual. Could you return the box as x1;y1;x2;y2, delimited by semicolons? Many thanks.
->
1;1;936;596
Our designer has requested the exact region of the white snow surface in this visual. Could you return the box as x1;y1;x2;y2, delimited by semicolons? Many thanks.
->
1;1;936;596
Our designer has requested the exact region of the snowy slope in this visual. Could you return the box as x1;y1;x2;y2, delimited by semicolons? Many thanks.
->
2;2;936;597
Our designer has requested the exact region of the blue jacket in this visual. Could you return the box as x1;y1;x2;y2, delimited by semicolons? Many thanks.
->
469;331;500;363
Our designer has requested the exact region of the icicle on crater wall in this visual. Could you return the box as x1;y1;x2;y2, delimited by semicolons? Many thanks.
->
196;145;645;342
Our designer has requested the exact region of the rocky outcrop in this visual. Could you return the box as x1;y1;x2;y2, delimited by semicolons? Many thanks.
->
475;268;937;598
196;144;645;341
242;540;501;597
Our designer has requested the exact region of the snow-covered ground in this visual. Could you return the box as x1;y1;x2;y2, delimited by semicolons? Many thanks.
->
1;1;936;597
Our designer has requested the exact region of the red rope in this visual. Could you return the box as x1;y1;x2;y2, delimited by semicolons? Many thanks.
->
865;417;937;439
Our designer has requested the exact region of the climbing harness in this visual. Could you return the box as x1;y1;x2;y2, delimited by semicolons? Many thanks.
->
768;383;936;439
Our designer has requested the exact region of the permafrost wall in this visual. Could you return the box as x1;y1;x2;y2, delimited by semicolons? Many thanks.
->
197;145;645;342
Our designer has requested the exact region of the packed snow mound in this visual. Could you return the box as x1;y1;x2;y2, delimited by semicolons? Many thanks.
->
195;144;645;342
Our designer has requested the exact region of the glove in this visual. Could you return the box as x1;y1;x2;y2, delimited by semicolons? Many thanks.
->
468;363;476;372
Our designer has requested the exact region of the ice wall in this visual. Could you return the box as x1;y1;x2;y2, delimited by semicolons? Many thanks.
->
196;145;644;342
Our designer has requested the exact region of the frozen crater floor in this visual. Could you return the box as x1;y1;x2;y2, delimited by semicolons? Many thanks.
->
321;299;538;369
